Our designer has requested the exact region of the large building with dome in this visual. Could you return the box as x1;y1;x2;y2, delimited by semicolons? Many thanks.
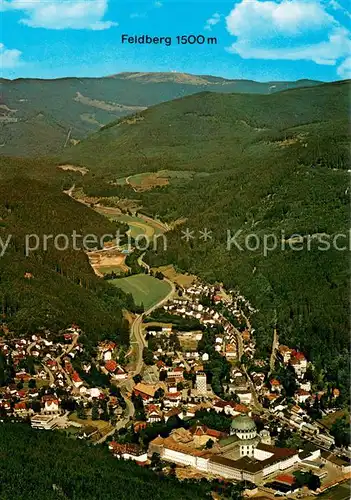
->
149;415;300;483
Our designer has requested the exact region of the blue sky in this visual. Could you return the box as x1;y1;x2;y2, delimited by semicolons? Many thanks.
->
1;0;350;81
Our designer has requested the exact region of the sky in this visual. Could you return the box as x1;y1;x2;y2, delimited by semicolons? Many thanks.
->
0;0;350;81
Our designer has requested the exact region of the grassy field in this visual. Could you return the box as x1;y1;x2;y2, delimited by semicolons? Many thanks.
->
111;274;172;310
111;213;165;239
154;264;197;288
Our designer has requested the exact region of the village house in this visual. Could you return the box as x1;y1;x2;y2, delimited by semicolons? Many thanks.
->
295;388;311;404
72;371;83;388
108;442;148;463
42;395;60;414
278;345;293;364
133;383;158;403
290;352;307;378
146;404;163;423
270;379;282;394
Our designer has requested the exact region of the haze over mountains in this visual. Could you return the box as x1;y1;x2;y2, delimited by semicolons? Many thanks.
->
0;73;349;399
0;72;322;157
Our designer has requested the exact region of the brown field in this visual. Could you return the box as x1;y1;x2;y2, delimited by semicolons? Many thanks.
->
57;164;89;175
128;172;169;192
87;250;129;276
154;264;197;288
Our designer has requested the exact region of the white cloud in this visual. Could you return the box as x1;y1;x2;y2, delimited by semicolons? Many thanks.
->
337;56;351;78
0;42;22;68
0;0;117;30
154;1;163;7
204;12;221;31
225;0;351;65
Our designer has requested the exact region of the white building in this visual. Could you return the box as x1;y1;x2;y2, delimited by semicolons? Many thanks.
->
196;372;207;395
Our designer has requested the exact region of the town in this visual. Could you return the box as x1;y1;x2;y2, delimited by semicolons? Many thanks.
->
0;279;350;498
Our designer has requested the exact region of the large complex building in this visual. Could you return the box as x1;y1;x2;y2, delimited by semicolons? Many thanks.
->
148;415;300;483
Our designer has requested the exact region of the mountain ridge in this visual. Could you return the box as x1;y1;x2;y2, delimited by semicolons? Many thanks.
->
0;72;325;157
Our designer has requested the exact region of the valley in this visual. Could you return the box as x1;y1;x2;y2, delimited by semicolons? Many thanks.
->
0;72;322;157
0;73;349;500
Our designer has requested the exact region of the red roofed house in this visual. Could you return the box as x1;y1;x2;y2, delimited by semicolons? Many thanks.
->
290;352;307;378
164;391;182;407
111;365;127;381
332;388;340;399
213;399;249;417
14;401;28;416
64;361;74;375
133;383;157;403
270;379;282;394
134;421;147;432
225;344;237;359
146;404;163;423
42;395;60;414
72;371;83;388
275;473;295;486
108;442;147;462
15;371;31;382
46;359;58;371
167;367;184;379
105;359;118;373
295;389;311;404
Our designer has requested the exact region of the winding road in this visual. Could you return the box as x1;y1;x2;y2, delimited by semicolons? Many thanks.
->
95;273;175;445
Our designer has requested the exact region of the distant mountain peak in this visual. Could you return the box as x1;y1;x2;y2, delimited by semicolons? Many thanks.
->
108;71;215;85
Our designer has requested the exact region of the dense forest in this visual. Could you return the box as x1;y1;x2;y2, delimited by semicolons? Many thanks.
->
0;423;214;500
1;73;320;157
62;81;350;400
0;82;349;396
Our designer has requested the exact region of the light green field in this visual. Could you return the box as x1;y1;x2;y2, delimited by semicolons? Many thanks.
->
111;213;164;239
127;173;150;186
111;274;171;310
115;177;127;185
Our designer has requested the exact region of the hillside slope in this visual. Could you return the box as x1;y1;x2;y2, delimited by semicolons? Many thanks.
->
66;81;350;398
63;80;349;176
0;423;211;500
0;72;321;157
0;177;133;343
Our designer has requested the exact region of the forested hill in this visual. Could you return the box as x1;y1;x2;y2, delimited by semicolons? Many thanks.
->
0;423;211;500
0;177;133;343
62;80;349;175
0;72;321;157
63;81;350;399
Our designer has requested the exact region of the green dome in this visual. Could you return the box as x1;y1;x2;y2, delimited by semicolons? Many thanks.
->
231;415;256;432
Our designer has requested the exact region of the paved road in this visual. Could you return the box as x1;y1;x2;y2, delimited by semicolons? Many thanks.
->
55;333;79;386
27;338;56;385
269;328;279;374
130;276;175;377
95;275;175;445
137;252;150;273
